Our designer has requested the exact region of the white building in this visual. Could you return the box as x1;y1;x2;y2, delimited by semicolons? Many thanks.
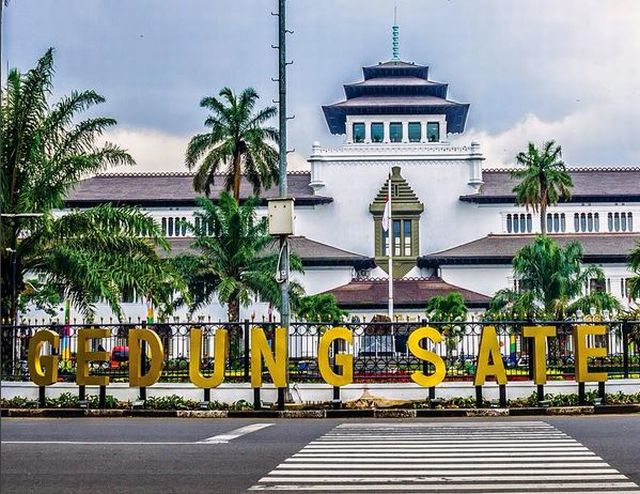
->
32;55;640;323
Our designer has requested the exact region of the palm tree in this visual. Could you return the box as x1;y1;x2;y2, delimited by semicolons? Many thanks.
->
295;294;347;323
628;242;640;301
489;236;610;320
185;87;279;200
511;141;573;235
1;49;183;325
425;292;468;365
172;192;303;321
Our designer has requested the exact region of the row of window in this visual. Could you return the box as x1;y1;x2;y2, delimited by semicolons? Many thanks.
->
506;212;635;234
513;277;635;300
382;219;413;256
353;122;440;144
505;214;533;233
160;217;216;237
608;212;634;232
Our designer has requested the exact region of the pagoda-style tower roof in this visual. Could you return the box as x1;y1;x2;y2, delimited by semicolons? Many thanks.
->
322;60;469;136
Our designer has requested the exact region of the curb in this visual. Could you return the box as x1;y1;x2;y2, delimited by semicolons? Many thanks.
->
2;404;639;418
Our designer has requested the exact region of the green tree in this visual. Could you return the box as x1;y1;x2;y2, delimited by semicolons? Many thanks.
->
0;49;182;324
172;192;303;321
628;242;640;301
425;292;468;364
295;294;347;322
511;141;573;235
489;236;608;320
185;87;279;201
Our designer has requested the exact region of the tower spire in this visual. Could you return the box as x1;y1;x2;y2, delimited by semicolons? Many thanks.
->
392;4;400;61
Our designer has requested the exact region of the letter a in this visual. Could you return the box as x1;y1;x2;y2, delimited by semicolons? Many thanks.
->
474;326;507;386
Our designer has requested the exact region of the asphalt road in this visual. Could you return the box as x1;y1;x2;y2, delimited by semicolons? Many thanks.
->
1;416;639;493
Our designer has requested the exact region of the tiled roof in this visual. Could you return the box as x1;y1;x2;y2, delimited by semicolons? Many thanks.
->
65;172;332;206
419;233;640;267
323;277;490;309
461;168;640;203
323;60;468;135
162;236;375;268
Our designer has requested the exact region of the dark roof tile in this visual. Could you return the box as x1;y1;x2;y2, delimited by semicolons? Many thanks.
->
323;277;490;309
461;168;640;203
419;233;640;266
65;172;331;206
162;236;375;268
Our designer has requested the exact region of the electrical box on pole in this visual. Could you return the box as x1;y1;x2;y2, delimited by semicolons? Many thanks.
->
268;198;295;236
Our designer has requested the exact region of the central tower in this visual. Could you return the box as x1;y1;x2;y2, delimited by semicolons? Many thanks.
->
322;60;469;145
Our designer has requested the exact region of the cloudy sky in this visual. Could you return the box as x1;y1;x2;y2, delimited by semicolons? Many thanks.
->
5;0;640;171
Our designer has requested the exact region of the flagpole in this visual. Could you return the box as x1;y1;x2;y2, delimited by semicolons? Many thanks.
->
388;173;394;321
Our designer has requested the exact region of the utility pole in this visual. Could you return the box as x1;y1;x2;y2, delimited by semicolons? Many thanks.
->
277;0;290;332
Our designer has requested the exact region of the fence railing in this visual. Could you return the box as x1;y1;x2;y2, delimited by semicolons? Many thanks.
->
2;320;639;383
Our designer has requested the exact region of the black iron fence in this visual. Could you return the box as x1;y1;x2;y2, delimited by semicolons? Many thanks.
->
1;320;639;383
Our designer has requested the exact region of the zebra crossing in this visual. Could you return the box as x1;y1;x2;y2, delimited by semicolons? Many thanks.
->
248;420;640;493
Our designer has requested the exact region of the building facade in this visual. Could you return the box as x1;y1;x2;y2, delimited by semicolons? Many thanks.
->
27;57;640;323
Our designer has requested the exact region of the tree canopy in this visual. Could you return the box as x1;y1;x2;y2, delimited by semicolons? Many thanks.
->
172;192;303;321
510;141;573;235
295;294;347;323
185;87;279;200
488;236;619;320
0;48;183;322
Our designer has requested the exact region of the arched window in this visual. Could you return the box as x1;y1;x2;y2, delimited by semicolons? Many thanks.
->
168;217;174;237
181;217;187;236
506;214;513;233
161;217;167;236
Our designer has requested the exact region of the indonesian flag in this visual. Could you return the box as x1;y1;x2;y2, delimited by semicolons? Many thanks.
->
382;193;391;232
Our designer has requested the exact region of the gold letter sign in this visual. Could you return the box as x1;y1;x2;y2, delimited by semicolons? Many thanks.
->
407;326;446;388
474;326;507;386
189;328;227;388
251;327;288;388
28;329;60;386
77;328;110;386
318;327;353;386
574;324;608;383
129;328;164;387
522;326;556;385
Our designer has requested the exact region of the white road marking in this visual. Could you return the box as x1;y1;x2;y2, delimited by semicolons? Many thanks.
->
2;441;203;445
198;423;273;443
248;421;640;492
2;422;274;446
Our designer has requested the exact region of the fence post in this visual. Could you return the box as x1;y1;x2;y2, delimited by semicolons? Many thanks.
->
277;387;285;411
99;385;106;409
78;384;86;402
332;335;341;409
38;386;46;408
537;384;545;404
577;382;586;405
598;381;606;405
139;337;147;401
622;321;630;379
243;319;250;382
253;387;261;411
475;385;483;408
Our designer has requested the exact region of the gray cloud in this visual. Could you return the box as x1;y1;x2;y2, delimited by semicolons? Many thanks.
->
5;0;640;169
